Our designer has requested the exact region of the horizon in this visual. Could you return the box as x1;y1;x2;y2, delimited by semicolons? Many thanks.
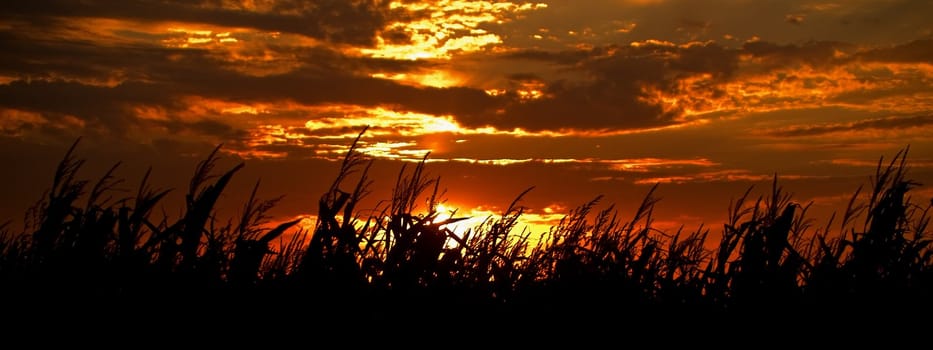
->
2;0;933;234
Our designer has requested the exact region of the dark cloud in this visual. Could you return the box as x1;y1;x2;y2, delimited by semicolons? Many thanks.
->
476;38;932;132
858;39;933;63
678;18;711;31
1;0;930;140
504;48;597;65
161;118;249;140
379;26;414;45
676;18;711;40
180;70;502;118
832;83;932;106
0;69;506;139
0;80;174;131
837;0;933;35
506;73;543;82
285;126;366;138
0;15;503;138
509;0;933;47
0;79;254;146
474;80;674;131
0;23;425;84
0;0;392;46
671;42;739;77
465;41;742;131
766;115;933;137
0;30;193;82
741;40;852;68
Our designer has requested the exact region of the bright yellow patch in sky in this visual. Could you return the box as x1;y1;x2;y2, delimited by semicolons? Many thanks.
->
221;106;261;115
433;202;561;246
302;107;462;136
371;70;463;88
164;27;243;48
362;1;547;60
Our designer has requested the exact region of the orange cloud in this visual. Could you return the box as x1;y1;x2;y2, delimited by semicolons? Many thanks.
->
763;115;933;137
635;170;825;185
362;1;548;60
0;108;48;137
815;158;933;168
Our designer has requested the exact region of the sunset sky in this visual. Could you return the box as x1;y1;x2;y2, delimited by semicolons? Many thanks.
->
2;0;932;233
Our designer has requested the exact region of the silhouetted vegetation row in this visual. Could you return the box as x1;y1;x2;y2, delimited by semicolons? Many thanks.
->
3;134;932;322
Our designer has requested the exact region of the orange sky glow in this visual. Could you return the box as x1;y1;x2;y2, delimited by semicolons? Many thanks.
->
1;0;932;239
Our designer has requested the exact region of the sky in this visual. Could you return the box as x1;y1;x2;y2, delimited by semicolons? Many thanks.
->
2;0;932;234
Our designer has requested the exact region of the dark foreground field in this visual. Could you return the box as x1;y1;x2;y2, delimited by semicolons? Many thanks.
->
3;134;932;334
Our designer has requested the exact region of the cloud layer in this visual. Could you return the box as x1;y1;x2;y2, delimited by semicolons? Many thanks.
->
1;0;932;231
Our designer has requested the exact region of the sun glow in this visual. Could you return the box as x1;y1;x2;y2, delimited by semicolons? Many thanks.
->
433;202;475;240
432;202;562;247
433;203;456;223
370;70;463;88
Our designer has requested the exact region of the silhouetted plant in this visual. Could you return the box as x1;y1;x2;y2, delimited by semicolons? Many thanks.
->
2;133;932;321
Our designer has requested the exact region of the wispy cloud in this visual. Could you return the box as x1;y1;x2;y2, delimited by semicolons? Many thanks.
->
1;0;393;45
634;170;826;185
814;157;933;168
764;114;933;137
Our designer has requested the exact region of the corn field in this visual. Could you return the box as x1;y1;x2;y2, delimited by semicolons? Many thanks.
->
2;131;932;327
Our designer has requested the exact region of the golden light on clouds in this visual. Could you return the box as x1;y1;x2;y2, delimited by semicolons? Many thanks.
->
433;202;562;244
0;108;87;139
182;97;274;116
606;158;718;172
164;27;220;47
484;88;507;96
642;57;933;121
232;100;726;161
515;80;547;101
26;16;315;79
4;0;933;238
169;29;238;45
303;107;461;136
633;170;825;185
370;70;463;88
355;140;432;161
629;39;677;48
362;1;547;60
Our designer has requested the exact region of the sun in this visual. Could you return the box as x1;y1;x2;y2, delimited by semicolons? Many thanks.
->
433;203;455;222
432;202;476;241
